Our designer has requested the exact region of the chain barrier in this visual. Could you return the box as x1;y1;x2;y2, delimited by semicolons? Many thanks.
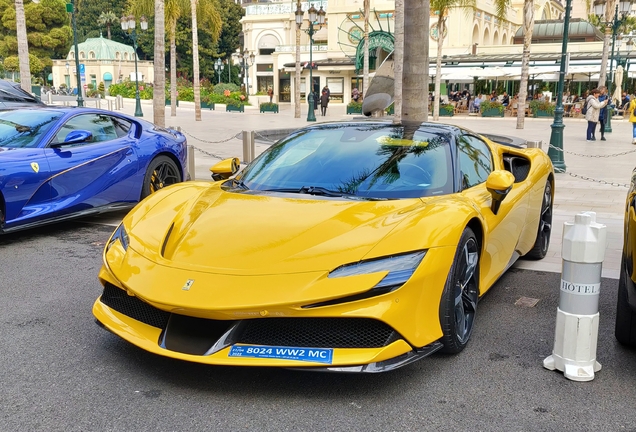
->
190;145;225;160
181;129;240;144
546;142;636;158
554;168;630;188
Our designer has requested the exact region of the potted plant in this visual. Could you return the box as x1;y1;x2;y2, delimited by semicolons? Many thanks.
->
439;104;454;117
480;100;504;117
529;99;555;117
201;94;215;110
259;102;279;113
347;100;363;114
386;103;394;115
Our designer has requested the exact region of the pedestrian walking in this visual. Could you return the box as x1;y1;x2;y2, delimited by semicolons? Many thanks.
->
267;87;273;103
628;97;636;144
584;88;608;141
352;87;360;102
320;90;329;116
598;86;609;141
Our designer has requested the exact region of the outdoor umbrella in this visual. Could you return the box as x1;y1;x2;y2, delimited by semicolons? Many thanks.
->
612;65;624;106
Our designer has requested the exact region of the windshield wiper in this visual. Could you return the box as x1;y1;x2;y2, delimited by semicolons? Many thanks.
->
261;186;349;197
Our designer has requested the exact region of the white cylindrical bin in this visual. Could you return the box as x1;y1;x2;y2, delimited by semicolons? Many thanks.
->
543;211;607;381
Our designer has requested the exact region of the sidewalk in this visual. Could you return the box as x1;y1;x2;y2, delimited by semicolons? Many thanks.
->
109;98;635;279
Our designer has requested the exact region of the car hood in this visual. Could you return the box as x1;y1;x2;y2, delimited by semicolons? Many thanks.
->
127;182;429;275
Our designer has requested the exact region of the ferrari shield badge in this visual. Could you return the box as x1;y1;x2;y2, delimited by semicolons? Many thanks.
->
30;162;39;173
182;279;194;291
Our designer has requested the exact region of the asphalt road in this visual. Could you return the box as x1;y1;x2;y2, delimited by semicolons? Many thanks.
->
1;222;636;431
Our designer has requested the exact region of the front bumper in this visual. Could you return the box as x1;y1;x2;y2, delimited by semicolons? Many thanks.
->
93;244;457;371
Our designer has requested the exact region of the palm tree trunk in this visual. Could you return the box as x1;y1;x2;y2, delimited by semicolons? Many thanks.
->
363;0;370;97
433;15;446;121
392;0;404;124
15;0;31;92
516;0;534;129
598;0;615;87
294;1;301;119
153;0;166;128
107;24;112;40
191;0;201;121
402;0;429;126
170;19;177;117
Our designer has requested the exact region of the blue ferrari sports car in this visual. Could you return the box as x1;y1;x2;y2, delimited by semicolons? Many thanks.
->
0;107;187;233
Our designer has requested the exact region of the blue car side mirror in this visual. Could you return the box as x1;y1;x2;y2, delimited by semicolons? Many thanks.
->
59;130;93;145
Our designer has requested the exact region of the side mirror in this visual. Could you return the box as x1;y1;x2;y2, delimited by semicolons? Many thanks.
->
486;170;515;215
210;157;241;181
51;130;93;147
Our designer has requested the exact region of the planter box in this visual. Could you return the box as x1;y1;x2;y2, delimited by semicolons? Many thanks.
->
226;104;244;113
201;102;215;110
165;99;179;107
481;108;504;117
532;110;553;118
439;110;454;117
260;104;279;113
347;105;362;114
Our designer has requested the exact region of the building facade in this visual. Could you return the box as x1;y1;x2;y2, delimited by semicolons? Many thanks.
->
240;0;570;106
51;36;153;94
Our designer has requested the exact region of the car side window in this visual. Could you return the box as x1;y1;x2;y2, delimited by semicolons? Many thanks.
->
458;135;493;189
53;114;119;145
111;116;132;138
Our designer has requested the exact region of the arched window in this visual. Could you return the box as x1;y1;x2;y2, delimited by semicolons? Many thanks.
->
89;51;96;59
80;51;85;59
124;53;129;60
115;52;120;60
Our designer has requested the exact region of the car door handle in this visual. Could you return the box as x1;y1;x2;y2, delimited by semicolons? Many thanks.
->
125;148;134;156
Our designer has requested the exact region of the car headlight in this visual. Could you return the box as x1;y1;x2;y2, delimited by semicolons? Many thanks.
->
107;223;129;252
328;250;426;289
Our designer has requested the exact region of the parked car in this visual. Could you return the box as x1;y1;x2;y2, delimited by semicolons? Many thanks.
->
615;168;636;345
93;121;554;372
0;79;45;110
0;107;187;233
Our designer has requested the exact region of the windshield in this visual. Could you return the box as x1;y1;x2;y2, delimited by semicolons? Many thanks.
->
236;124;454;199
0;109;62;148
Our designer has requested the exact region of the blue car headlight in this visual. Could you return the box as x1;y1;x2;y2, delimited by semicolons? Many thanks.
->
107;223;129;252
328;250;427;289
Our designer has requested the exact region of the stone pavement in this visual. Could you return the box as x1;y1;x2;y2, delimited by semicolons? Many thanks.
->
88;97;635;279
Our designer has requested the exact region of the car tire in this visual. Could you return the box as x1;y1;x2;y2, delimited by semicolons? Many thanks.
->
615;258;636;346
140;155;181;200
524;180;553;260
439;227;480;354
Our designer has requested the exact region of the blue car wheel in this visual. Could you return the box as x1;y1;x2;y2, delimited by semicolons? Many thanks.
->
141;156;181;199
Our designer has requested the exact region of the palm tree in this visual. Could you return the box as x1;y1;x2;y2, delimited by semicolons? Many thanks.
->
154;0;166;127
430;0;476;120
363;0;370;97
392;0;404;125
190;0;221;121
97;11;119;40
516;0;535;129
598;0;616;87
402;0;430;127
15;0;31;92
294;0;301;118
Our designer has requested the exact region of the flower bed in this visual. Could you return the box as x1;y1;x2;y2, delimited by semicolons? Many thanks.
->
226;103;244;113
480;101;504;117
347;101;363;114
259;102;279;113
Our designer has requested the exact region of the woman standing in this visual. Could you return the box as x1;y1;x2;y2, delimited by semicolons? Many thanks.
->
584;88;608;141
597;86;609;141
320;90;329;116
628;97;636;144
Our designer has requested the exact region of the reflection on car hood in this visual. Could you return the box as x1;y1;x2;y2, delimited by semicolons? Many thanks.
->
130;184;427;275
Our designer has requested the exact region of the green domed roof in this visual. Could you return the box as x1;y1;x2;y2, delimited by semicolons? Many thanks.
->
67;35;137;61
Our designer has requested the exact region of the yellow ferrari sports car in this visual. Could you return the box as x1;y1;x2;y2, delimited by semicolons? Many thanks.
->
93;122;554;372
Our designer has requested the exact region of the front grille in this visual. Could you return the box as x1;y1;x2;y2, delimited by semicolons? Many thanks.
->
236;318;399;348
100;283;170;329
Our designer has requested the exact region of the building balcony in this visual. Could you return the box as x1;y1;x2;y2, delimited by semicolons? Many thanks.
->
275;45;329;53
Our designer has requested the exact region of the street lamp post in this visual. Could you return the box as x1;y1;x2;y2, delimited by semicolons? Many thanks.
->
241;50;254;97
295;4;326;122
594;0;635;133
65;61;69;88
120;15;147;117
214;58;224;84
66;0;84;106
547;0;573;172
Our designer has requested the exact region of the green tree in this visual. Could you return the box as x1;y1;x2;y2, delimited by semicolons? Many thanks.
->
430;0;476;120
97;11;119;40
216;0;244;58
75;0;127;44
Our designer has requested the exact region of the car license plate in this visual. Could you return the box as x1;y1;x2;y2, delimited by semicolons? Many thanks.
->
228;344;333;364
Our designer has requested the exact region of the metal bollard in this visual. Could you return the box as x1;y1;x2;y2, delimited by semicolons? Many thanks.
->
543;211;607;381
242;130;255;163
108;99;113;111
47;92;52;105
187;145;195;181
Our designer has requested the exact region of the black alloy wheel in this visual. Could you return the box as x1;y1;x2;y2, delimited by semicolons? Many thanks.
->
141;156;181;199
439;227;480;354
615;258;636;346
525;180;553;260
